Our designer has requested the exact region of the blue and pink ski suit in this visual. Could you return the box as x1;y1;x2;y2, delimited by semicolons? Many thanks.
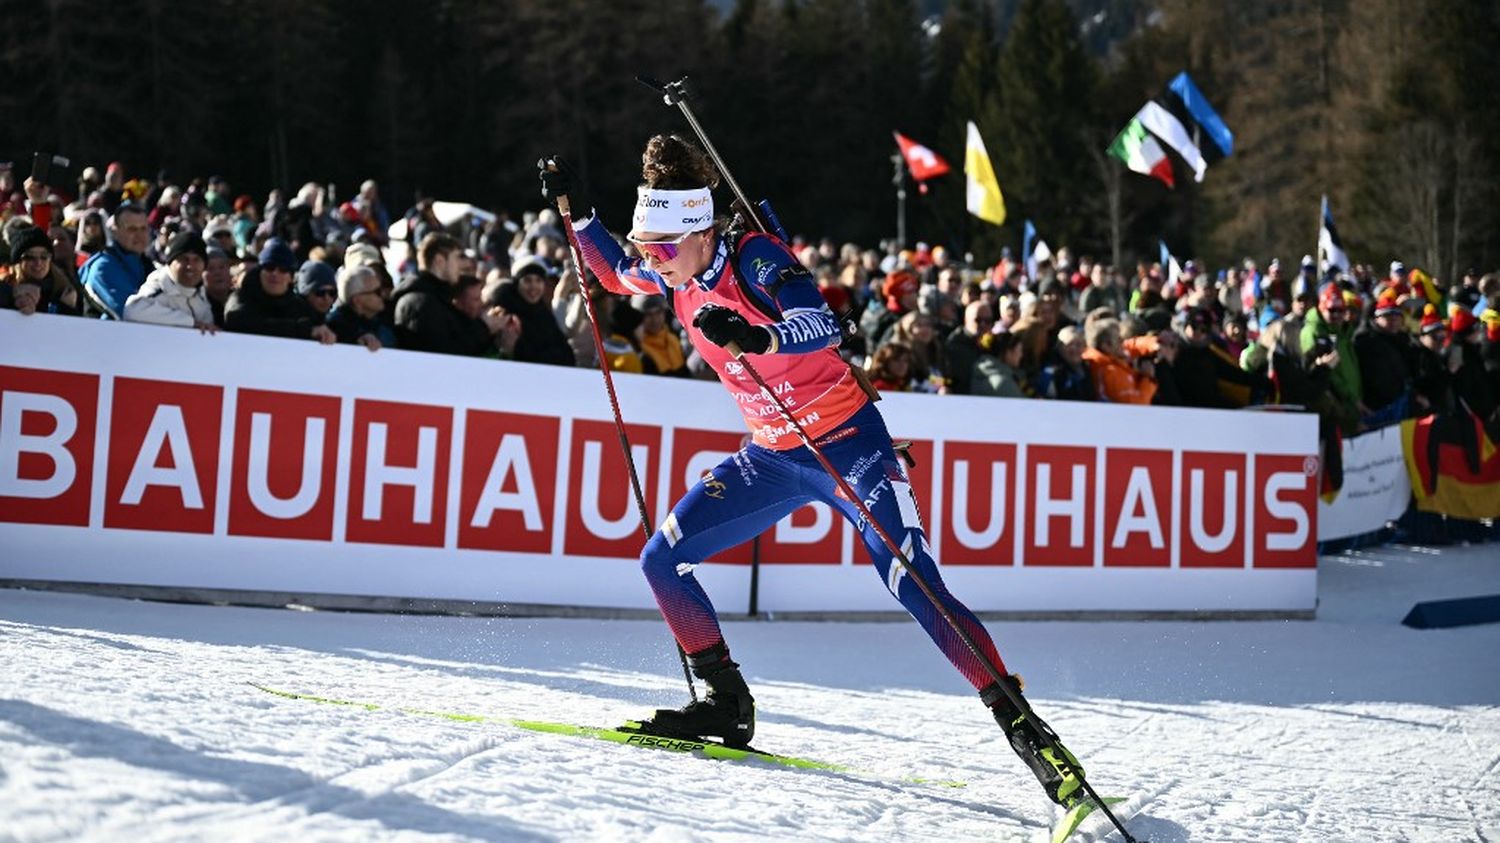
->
574;217;1008;691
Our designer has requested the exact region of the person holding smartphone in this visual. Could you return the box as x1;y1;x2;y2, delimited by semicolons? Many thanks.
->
4;225;83;316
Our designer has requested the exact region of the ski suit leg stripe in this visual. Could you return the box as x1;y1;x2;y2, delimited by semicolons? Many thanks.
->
640;450;807;655
806;405;1010;690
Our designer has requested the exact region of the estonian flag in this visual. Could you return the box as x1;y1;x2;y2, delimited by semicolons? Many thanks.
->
1135;102;1207;183
1318;195;1349;274
1166;71;1233;159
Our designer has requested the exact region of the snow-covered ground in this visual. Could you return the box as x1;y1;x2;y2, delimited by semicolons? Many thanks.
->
2;543;1498;842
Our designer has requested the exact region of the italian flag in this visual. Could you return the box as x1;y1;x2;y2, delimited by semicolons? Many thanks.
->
1107;118;1174;188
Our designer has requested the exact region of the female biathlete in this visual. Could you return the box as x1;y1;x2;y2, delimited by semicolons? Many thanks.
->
540;136;1083;809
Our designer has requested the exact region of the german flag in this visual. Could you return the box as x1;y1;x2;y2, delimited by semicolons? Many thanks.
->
1402;407;1500;519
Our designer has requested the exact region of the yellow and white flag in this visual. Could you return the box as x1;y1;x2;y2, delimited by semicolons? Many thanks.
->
965;121;1006;226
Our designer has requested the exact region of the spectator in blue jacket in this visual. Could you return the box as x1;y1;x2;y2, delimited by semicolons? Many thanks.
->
80;204;150;319
1035;326;1095;401
326;265;395;351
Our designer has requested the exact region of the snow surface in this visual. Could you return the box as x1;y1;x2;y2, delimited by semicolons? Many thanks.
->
2;544;1498;843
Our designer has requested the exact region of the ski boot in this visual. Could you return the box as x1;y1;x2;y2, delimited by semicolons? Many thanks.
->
982;674;1086;807
642;642;756;748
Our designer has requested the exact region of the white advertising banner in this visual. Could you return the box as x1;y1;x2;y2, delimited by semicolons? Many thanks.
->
1316;425;1412;541
0;311;1319;612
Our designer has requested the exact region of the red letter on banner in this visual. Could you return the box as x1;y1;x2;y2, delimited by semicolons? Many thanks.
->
105;377;223;533
1178;451;1245;568
564;419;661;559
1024;445;1094;566
1103;448;1171;567
669;427;752;564
228;389;340;540
0;365;98;526
1253;454;1317;568
346;399;452;547
459;410;559;553
942;441;1016;565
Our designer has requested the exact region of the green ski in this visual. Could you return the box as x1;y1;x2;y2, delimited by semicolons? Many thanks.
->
249;683;963;788
1050;796;1128;843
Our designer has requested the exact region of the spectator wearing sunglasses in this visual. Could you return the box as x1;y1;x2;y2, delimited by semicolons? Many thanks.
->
223;237;335;344
943;301;995;395
327;265;395;351
4;225;84;315
296;259;339;317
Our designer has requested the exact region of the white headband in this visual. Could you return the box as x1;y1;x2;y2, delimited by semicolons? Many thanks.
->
630;187;714;237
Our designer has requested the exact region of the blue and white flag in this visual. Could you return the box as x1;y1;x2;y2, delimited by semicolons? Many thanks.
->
1023;220;1051;280
1318;195;1349;274
1167;71;1233;157
1159;239;1182;289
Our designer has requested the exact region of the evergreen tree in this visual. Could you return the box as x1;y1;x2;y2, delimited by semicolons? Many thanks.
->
0;0;1495;269
989;0;1099;256
923;0;997;257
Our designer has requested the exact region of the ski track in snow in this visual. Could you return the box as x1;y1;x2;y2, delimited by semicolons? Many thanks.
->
1;543;1498;842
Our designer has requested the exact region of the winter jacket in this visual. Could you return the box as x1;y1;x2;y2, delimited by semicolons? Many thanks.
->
1354;327;1416;412
1452;341;1498;428
223;266;325;339
326;304;397;348
1174;342;1262;408
638;327;688;376
1082;348;1156;404
123;267;214;328
971;355;1027;398
1036;355;1095;402
391;272;494;357
80;244;150;319
943;327;983;395
1;264;86;316
1300;309;1362;406
1413;346;1454;415
495;280;577;367
1078;284;1127;317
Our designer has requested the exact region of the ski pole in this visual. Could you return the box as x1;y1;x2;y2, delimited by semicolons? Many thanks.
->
637;79;1141;840
722;345;1142;843
548;171;697;702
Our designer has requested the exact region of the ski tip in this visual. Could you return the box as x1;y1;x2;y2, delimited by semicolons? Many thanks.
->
1050;796;1128;843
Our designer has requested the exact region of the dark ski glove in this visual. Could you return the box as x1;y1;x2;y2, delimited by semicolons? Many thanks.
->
537;156;592;222
692;304;773;354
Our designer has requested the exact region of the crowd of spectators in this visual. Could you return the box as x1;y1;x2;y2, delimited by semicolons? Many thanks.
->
4;160;1500;444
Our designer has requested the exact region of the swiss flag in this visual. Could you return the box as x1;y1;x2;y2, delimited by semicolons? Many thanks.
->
894;131;950;185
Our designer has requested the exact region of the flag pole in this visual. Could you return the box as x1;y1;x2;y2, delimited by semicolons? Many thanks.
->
892;151;907;248
1317;195;1330;278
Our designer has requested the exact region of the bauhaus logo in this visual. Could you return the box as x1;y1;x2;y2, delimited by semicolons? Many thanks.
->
0;365;1316;568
